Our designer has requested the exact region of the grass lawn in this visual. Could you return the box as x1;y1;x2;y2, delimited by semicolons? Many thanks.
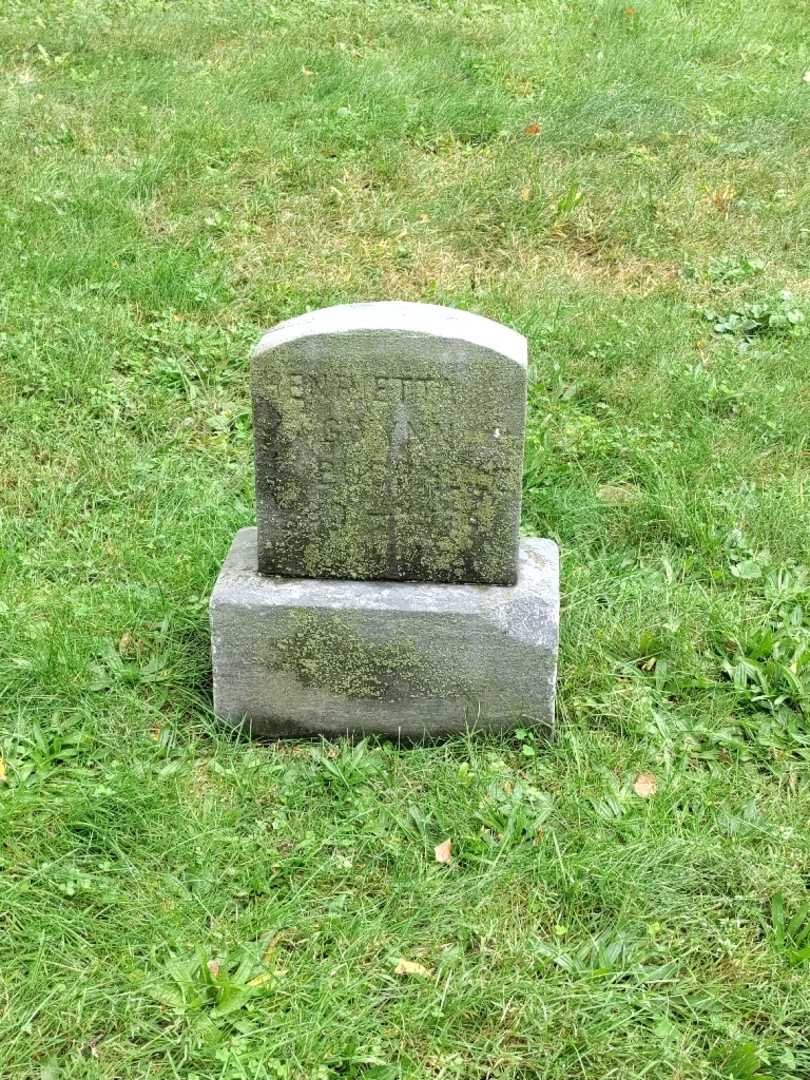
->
2;0;810;1076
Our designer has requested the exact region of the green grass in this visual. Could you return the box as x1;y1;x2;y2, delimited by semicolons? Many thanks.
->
2;0;810;1076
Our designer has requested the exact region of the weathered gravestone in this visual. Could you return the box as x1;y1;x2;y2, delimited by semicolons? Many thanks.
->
252;303;525;584
210;302;559;740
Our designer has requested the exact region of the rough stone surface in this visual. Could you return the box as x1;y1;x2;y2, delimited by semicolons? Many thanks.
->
252;302;527;585
210;528;558;741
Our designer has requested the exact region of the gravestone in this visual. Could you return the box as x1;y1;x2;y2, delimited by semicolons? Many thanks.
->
252;303;526;584
210;302;559;741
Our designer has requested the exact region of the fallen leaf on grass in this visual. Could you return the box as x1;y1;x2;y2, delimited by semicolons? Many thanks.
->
0;758;6;782
261;930;288;964
633;772;657;798
803;70;810;84
623;6;637;14
394;958;433;978
520;186;531;202
302;67;315;77
523;122;541;136
247;971;275;988
711;185;736;215
206;959;221;979
434;838;452;864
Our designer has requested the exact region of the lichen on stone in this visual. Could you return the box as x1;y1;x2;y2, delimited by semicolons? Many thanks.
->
276;611;473;700
252;329;525;585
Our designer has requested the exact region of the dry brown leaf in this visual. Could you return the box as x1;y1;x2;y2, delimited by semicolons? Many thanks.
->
623;6;637;15
434;838;452;864
394;958;433;978
0;758;6;782
711;185;736;214
633;772;657;798
520;186;531;202
206;959;221;979
523;122;541;136
803;70;810;84
247;971;274;987
118;631;134;655
302;67;315;77
261;930;289;964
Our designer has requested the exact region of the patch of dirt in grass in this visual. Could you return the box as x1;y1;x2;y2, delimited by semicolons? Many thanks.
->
189;759;225;802
142;197;180;240
5;65;37;87
782;272;810;300
222;151;683;302
230;213;479;297
547;245;681;296
231;209;683;303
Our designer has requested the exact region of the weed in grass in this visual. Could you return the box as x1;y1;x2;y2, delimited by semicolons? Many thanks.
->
764;892;810;968
704;291;805;338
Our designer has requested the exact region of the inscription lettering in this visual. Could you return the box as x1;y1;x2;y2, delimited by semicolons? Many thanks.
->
252;311;526;584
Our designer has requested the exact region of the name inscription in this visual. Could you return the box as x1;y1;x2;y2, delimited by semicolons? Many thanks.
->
253;350;523;583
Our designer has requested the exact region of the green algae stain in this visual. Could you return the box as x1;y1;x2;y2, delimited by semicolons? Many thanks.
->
276;612;472;700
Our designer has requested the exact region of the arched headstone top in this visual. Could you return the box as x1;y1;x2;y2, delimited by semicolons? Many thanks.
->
251;301;528;585
253;301;527;368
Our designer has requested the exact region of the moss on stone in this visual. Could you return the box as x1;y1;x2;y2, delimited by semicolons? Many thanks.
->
276;611;473;700
252;330;525;585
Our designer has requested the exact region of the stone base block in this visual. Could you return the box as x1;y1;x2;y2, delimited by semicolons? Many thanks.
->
210;528;559;742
